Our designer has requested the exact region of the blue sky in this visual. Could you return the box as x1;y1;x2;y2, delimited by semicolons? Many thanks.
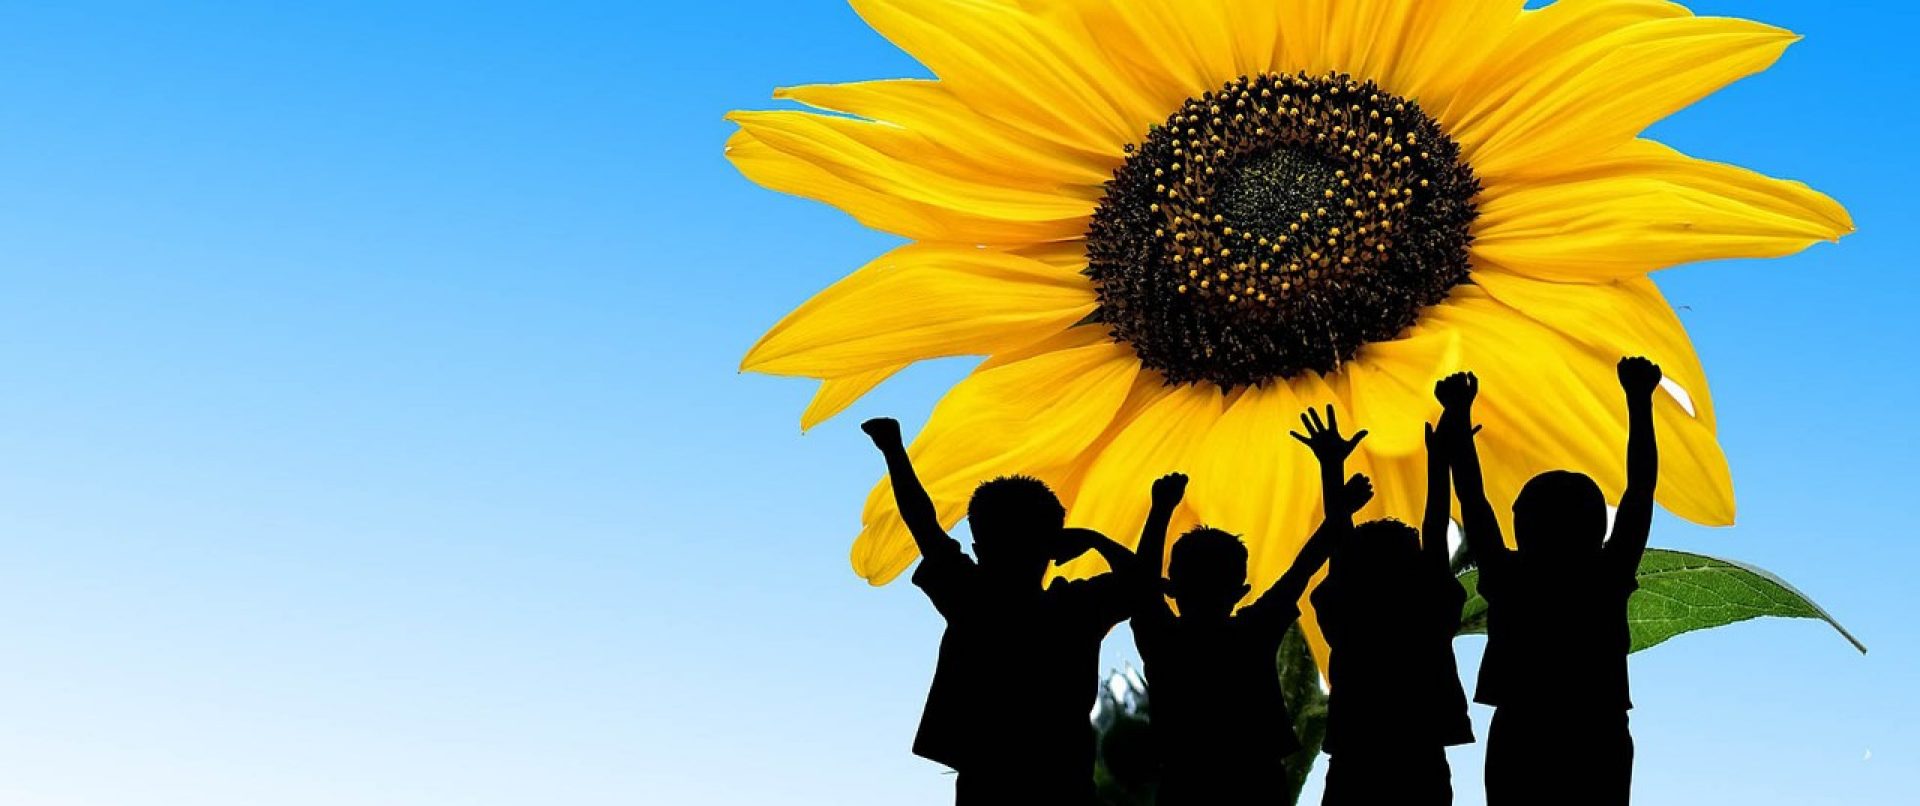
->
0;1;1909;804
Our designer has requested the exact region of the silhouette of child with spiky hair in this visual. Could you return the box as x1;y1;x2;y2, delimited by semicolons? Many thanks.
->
1127;406;1371;805
1443;358;1664;805
1311;383;1476;805
861;417;1136;806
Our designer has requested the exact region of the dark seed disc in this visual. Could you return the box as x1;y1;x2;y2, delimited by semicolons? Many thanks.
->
1085;71;1479;388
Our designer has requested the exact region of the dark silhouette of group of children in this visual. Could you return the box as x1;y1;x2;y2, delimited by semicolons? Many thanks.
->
862;356;1666;805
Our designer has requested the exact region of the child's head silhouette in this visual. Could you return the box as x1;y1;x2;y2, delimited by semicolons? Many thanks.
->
1339;519;1423;583
1165;526;1252;620
1513;469;1607;560
967;475;1065;580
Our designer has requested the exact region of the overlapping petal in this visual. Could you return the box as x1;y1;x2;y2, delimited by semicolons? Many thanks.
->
1419;286;1735;529
801;365;906;432
742;244;1095;377
726;111;1096;244
848;0;1142;159
1473;140;1851;280
1451;13;1798;179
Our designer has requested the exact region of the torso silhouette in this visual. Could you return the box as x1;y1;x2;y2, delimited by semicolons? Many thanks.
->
1475;553;1637;711
913;556;1128;773
1313;567;1473;753
1132;600;1298;781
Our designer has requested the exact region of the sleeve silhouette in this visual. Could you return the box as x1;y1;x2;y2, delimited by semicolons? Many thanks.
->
1607;357;1662;580
1438;372;1510;574
1248;406;1373;628
861;418;966;568
1130;473;1187;622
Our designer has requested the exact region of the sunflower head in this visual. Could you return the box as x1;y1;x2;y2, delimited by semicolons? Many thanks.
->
1167;526;1252;619
967;474;1066;577
728;0;1852;669
1514;470;1608;559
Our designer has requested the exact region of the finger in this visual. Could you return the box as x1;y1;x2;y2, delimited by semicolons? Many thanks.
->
1290;431;1310;445
1324;405;1339;432
1471;424;1484;435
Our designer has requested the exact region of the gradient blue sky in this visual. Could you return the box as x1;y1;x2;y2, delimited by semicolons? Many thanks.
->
0;1;1909;804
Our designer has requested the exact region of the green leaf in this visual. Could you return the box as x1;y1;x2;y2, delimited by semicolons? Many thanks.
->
1456;548;1865;654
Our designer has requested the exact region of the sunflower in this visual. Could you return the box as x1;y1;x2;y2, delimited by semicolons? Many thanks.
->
725;0;1849;663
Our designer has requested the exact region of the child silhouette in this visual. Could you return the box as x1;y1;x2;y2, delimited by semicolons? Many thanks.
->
1311;387;1476;805
1442;358;1663;805
1127;406;1371;805
861;417;1136;806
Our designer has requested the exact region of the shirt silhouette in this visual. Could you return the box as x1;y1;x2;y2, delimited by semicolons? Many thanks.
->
861;417;1134;806
1127;406;1370;806
1311;396;1475;805
1444;358;1662;805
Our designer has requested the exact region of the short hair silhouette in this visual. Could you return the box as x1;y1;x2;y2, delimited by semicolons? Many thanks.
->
1514;469;1607;555
1165;526;1252;617
967;475;1065;541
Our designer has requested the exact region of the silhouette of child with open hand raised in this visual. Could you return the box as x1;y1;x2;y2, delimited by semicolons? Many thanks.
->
1128;406;1371;805
861;416;1136;806
1311;382;1476;805
1442;358;1663;805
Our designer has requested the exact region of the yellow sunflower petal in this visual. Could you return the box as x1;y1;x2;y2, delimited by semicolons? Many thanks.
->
1187;383;1325;595
727;110;1095;244
848;0;1139;159
800;365;906;433
773;79;1115;189
1473;140;1851;281
1348;447;1430;531
1334;326;1463;457
1453;14;1798;179
1467;269;1733;522
726;129;963;242
1440;0;1690;130
852;339;1141;583
1421;287;1734;527
1471;268;1717;429
1069;383;1225;546
742;244;1096;377
1305;0;1523;113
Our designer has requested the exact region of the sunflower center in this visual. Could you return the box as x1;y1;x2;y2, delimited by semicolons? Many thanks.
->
1085;72;1479;388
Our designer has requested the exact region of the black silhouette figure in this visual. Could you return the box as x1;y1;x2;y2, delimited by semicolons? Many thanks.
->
1128;406;1372;806
1312;389;1476;804
1443;358;1663;805
861;417;1136;806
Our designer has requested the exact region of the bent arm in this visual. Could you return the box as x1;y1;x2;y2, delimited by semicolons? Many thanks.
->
866;422;964;565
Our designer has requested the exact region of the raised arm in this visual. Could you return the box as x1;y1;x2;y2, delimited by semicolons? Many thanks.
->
1130;473;1187;616
861;417;963;565
1243;406;1370;622
1436;372;1509;572
1263;473;1373;613
1420;421;1453;570
1608;356;1662;578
